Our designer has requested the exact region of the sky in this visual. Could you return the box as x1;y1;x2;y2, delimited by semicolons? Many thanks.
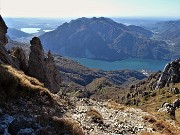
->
0;0;180;18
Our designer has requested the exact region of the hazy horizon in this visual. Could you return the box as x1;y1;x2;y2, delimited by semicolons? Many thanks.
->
1;0;180;18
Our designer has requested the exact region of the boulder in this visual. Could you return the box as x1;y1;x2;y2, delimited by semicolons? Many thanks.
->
170;87;179;94
173;99;180;109
159;102;175;116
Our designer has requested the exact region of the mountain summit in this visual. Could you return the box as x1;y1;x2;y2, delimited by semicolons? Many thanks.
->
40;17;170;61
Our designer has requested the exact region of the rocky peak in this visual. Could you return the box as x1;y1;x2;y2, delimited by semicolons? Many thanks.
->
0;15;19;68
0;15;8;46
29;37;44;61
28;37;61;93
47;50;54;61
156;58;180;89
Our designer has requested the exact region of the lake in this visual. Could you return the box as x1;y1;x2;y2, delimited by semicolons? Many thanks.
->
71;58;169;71
21;28;41;33
44;30;53;32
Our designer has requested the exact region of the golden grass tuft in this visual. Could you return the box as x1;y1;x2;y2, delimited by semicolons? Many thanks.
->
52;116;84;135
86;108;103;124
138;131;166;135
143;115;156;123
106;99;126;111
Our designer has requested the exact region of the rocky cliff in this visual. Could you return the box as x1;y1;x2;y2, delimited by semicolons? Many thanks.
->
0;15;18;68
156;58;180;89
0;15;8;46
28;37;61;93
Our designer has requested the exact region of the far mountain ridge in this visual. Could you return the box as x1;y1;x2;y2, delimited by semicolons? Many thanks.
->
7;28;31;40
145;19;180;59
40;17;171;61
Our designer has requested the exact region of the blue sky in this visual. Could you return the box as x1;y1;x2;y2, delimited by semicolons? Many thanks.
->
1;0;180;18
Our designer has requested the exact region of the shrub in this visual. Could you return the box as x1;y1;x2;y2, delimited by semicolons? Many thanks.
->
143;115;180;135
51;116;84;135
87;108;103;124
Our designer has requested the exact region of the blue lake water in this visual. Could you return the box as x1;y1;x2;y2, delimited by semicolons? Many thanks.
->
71;58;169;71
21;28;41;33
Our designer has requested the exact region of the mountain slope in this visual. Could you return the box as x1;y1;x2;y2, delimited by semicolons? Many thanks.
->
55;56;146;87
147;20;180;59
7;28;31;39
149;20;180;40
40;17;171;61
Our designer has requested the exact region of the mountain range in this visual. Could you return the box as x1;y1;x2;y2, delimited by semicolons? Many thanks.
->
40;17;173;61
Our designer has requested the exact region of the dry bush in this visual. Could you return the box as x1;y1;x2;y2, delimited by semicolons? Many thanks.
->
107;99;126;111
51;116;84;135
143;115;157;123
86;108;103;124
176;109;180;123
143;115;180;135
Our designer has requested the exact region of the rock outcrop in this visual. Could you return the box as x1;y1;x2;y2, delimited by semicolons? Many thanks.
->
0;16;72;135
156;58;180;89
0;15;8;46
0;15;18;68
28;37;61;93
158;102;176;116
11;47;28;73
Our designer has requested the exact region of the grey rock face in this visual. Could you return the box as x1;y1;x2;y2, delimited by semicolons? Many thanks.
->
28;37;61;93
156;58;180;89
0;15;8;46
0;15;19;68
11;47;28;73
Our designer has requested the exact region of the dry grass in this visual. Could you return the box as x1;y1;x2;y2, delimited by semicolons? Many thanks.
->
86;108;103;124
143;115;157;123
52;116;84;135
0;64;52;100
138;132;166;135
106;99;126;111
143;115;180;135
137;83;180;120
176;109;180;123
